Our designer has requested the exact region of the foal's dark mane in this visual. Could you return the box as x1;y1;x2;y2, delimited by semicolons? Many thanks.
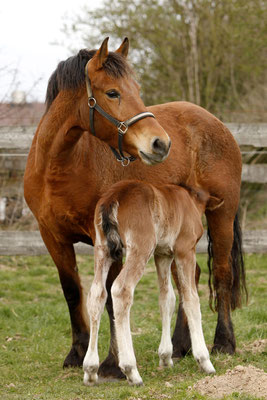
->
45;49;133;111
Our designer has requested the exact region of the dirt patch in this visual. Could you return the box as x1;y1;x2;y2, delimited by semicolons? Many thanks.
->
193;365;267;399
241;339;267;354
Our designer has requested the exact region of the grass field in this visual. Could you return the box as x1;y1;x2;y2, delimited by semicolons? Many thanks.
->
0;253;266;400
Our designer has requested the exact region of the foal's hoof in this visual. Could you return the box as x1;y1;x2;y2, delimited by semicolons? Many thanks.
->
200;359;216;374
129;379;144;387
159;353;173;367
83;366;98;385
122;365;143;386
98;353;126;380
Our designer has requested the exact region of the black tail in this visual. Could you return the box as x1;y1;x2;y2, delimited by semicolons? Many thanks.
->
101;202;123;261
207;212;248;311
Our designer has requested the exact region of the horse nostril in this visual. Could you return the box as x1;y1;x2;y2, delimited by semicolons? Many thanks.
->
152;138;168;156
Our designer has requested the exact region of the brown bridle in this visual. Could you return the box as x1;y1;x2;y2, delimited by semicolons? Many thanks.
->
85;62;155;166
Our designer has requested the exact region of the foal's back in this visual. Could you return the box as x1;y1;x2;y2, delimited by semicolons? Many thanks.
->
95;179;204;256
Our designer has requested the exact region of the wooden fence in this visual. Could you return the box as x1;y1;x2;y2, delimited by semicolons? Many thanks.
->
1;124;267;182
0;123;267;254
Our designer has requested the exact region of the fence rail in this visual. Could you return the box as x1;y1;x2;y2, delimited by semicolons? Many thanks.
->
1;124;267;183
0;230;266;255
1;123;267;147
1;123;267;255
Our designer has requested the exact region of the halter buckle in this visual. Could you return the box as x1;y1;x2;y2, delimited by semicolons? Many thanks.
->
117;122;128;135
88;97;96;108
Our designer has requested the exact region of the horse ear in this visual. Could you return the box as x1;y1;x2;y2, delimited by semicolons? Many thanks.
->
115;37;129;58
206;196;224;211
95;37;109;69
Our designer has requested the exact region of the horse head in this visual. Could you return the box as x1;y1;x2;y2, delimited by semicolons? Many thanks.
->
82;38;171;165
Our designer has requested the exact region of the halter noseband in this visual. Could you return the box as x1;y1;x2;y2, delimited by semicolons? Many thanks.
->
85;62;155;166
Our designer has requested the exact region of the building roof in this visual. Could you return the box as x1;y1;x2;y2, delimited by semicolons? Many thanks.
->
0;102;45;126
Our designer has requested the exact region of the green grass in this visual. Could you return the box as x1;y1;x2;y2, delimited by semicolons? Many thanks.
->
0;254;266;400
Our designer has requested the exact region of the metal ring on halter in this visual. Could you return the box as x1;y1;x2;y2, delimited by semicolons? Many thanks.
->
88;97;97;108
117;122;128;135
120;157;131;167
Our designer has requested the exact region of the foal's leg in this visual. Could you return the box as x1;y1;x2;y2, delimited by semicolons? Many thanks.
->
98;258;126;379
154;255;176;367
39;226;89;368
175;251;215;374
111;250;152;386
171;261;201;358
83;247;113;385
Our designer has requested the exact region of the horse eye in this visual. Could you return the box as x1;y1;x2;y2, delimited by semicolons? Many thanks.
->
106;90;120;99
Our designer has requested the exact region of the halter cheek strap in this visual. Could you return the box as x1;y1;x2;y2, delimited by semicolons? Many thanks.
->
85;62;155;166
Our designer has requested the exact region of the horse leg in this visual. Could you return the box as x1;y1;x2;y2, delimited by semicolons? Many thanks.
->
97;258;126;380
83;247;113;385
154;254;176;367
39;226;89;367
206;211;239;354
111;251;150;386
174;251;215;373
171;261;201;358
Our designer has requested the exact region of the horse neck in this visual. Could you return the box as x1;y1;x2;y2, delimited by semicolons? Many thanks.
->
35;90;84;171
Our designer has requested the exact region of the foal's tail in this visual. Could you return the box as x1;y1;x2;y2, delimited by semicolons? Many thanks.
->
100;201;123;261
207;212;248;311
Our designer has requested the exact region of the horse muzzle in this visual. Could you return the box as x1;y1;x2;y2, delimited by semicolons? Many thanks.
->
139;138;171;165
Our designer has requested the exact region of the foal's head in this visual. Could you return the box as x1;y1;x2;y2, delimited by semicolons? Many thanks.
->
46;38;170;165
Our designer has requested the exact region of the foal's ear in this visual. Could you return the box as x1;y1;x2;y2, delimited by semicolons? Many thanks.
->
115;37;129;58
206;196;224;211
95;37;109;69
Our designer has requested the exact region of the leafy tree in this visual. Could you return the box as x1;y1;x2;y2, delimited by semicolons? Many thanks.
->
64;0;266;121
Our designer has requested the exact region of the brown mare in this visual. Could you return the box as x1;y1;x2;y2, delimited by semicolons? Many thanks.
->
24;38;246;378
83;181;222;385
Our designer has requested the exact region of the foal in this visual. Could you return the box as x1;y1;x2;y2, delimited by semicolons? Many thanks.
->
83;180;222;386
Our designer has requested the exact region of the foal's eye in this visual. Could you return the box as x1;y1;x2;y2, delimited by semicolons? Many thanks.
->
106;90;120;99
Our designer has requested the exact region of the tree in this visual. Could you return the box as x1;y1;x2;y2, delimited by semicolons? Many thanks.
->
64;0;266;121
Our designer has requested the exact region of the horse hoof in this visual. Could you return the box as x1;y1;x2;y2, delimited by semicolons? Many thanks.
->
172;347;191;359
63;347;84;368
98;353;126;380
212;342;235;355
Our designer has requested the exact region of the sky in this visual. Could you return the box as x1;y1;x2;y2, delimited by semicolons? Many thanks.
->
0;0;102;103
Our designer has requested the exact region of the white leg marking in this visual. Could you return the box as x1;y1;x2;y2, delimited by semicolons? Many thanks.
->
83;247;112;385
175;252;215;374
155;255;176;367
111;251;150;386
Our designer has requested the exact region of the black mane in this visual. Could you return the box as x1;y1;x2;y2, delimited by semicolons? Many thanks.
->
45;49;132;110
